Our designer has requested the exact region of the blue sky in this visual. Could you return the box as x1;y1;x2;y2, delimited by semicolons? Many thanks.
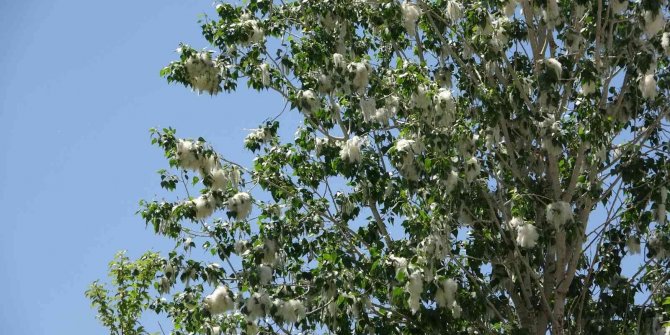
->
0;1;290;333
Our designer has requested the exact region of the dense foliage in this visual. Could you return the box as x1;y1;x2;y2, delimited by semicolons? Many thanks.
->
87;0;670;334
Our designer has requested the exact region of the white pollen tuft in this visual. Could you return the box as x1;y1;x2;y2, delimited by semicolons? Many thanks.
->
662;33;670;55
611;0;627;15
464;157;480;183
435;278;458;308
433;88;455;127
204;286;234;315
443;170;459;193
192;193;217;220
546;201;573;228
184;52;221;95
332;53;346;70
401;2;422;36
277;299;306;323
258;264;273;285
260;63;271;86
446;1;463;21
644;10;665;37
639;73;658;99
340;136;365;163
503;0;517;18
245;291;271;320
516;223;539;248
546;58;562;78
406;270;423;314
509;217;523;229
627;237;641;255
360;97;377;122
347;61;371;94
227;192;252;219
543;0;561;29
297;89;320;114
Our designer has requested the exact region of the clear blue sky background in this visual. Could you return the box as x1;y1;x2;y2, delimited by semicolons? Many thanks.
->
0;1;289;333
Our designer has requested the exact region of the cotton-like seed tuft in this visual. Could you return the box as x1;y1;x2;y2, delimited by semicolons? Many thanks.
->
347;61;371;94
245;291;271;320
543;0;561;29
192;193;217;220
446;1;463;21
260;63;271;86
546;58;562;78
662;33;670;55
627;237;641;254
401;2;422;35
258;264;273;285
406;270;423;314
277;299;306;323
184;52;221;95
227;192;252;219
639;73;657;99
433;88;455;127
509;217;523;229
297;90;320;114
332;53;346;69
443;170;459;193
503;0;517;17
516;223;539;248
340;136;365;163
611;0;627;15
464;157;480;183
644;10;665;37
204;286;234;315
546;201;573;228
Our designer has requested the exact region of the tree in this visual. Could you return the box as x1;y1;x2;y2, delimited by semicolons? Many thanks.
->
87;0;670;334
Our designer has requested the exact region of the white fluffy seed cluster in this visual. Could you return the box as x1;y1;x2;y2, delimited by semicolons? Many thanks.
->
245;291;272;320
227;192;252;219
360;96;398;125
643;10;666;37
239;14;264;44
546;58;562;78
546;201;573;229
406;270;423;314
260;63;271;86
435;279;461;317
276;299;307;323
347;61;372;94
543;0;561;29
244;127;273;146
639;73;658;99
192;193;218;219
464;156;481;183
297;89;320;114
176;139;218;172
204;286;234;315
340;136;365;163
446;1;463;21
611;0;628;15
184;52;221;95
658;186;667;225
258;264;273;285
401;1;422;36
433;89;455;127
396;139;424;181
627;237;641;254
442;170;459;194
662;33;670;56
516;223;539;248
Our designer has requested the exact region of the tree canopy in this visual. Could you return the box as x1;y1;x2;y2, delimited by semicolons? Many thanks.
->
87;0;670;334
